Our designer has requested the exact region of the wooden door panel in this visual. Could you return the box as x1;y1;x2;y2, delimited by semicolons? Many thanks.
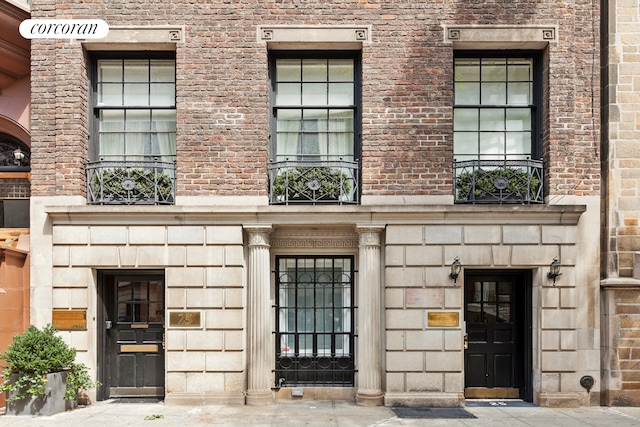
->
104;274;165;398
465;272;526;398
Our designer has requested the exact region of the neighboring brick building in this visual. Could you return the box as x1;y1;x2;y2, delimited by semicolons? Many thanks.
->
0;0;31;410
27;0;600;407
601;0;640;407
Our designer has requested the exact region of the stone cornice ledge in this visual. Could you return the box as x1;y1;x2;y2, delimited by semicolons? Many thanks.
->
46;204;586;226
600;278;640;288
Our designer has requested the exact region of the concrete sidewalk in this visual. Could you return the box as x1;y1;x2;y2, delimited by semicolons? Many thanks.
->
2;400;640;426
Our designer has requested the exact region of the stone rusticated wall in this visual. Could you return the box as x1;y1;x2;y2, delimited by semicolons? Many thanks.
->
384;221;599;407
51;224;246;404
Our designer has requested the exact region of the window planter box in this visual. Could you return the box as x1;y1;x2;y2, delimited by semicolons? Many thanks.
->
86;160;176;205
269;161;359;205
454;159;543;204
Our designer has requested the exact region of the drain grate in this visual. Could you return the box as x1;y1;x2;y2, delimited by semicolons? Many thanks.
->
392;407;476;419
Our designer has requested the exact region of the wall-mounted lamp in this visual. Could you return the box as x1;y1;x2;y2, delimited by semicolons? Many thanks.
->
547;257;561;284
449;257;462;284
13;148;24;166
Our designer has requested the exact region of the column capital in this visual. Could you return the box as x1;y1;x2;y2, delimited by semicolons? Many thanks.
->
355;224;385;247
243;224;273;247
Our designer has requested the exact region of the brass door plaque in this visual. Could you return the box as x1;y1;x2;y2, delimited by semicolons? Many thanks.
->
52;309;87;330
121;344;158;353
169;311;202;328
427;311;460;327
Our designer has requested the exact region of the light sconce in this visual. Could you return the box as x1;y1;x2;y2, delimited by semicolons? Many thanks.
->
547;257;561;284
13;148;24;166
449;257;462;284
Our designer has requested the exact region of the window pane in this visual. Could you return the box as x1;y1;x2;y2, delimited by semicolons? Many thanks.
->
99;83;122;106
277;59;301;81
453;132;477;156
100;110;125;132
328;59;353;82
454;109;478;131
455;83;480;105
303;110;327;130
479;109;504;131
508;61;532;81
506;132;531;155
481;82;506;104
124;60;149;82
100;134;124;156
455;59;479;81
479;132;505;155
150;83;175;106
277;83;301;105
150;60;175;82
124;83;149;106
481;60;506;81
506;109;531;131
507;82;531;105
153;109;177;133
149;303;163;322
302;59;326;81
328;110;353;132
99;60;122;82
328;133;354;158
277;109;302;131
302;83;327;105
126;110;151;132
328;83;353;105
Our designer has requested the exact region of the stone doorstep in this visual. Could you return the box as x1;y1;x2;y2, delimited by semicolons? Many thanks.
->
536;392;582;408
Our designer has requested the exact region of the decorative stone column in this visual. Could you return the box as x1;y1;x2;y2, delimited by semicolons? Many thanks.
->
356;225;385;406
244;225;273;406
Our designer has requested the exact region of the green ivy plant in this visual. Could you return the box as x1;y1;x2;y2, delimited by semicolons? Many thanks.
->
91;168;173;202
456;167;540;201
272;167;352;201
0;325;99;402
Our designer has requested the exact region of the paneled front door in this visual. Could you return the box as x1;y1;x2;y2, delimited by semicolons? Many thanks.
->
99;272;165;399
464;271;530;400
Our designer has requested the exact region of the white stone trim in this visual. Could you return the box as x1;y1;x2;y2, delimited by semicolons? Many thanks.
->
257;25;371;50
82;26;184;51
443;25;558;49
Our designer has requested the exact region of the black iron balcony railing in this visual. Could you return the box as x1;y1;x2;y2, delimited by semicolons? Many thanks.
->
268;159;359;205
87;158;176;205
454;159;544;204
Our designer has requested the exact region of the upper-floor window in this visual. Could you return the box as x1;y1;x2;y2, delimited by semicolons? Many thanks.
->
268;52;360;205
87;54;176;205
0;134;30;227
453;53;543;204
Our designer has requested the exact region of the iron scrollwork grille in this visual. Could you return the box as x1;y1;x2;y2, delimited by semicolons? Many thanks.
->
275;256;355;387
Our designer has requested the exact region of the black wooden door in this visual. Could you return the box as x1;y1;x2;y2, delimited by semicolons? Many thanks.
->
464;272;527;398
101;273;165;398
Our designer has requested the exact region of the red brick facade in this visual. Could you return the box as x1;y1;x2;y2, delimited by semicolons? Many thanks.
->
29;0;600;200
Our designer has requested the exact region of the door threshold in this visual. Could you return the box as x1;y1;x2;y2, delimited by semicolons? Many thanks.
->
465;399;535;407
464;387;520;399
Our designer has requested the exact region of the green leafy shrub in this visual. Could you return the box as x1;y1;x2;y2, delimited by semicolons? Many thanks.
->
0;325;98;402
456;167;540;201
273;167;352;201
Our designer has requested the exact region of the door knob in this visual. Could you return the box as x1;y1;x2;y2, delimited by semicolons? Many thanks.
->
464;333;468;350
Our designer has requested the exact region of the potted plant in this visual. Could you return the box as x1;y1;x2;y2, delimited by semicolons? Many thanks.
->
455;167;541;202
0;324;99;416
272;166;352;202
90;167;174;204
